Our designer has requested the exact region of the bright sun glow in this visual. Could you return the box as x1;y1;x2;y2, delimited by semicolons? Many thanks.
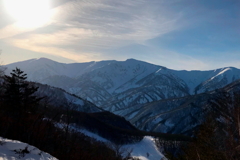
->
4;0;51;28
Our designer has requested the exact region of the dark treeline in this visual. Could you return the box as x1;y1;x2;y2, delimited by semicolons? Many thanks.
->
51;108;191;145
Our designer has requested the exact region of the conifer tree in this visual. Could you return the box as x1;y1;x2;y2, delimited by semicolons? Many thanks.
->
2;68;42;114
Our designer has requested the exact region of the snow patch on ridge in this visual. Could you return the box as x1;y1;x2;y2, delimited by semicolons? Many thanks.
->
125;136;166;160
64;93;84;106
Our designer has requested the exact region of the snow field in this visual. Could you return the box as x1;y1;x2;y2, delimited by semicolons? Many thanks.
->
0;137;58;160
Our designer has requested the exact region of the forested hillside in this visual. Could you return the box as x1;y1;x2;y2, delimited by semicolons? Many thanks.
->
0;68;126;160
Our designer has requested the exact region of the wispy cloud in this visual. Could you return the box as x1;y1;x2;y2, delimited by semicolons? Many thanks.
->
53;0;182;42
0;7;56;39
3;0;183;62
8;37;102;62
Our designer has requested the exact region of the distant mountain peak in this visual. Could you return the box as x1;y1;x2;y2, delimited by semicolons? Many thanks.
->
125;58;150;63
34;57;59;63
126;58;138;61
36;57;52;61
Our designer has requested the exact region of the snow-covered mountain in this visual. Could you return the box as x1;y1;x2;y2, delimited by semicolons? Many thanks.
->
5;58;240;134
113;79;240;134
6;58;240;107
5;58;116;82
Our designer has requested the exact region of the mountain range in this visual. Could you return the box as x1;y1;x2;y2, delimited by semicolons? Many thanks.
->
5;58;240;134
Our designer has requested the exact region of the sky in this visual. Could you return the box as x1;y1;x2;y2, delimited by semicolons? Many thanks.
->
0;0;239;70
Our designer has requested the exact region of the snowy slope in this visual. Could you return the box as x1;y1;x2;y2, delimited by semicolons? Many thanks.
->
114;93;210;134
74;128;166;160
125;136;167;160
34;83;103;113
0;137;57;160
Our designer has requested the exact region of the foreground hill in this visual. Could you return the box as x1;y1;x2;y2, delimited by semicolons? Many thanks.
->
34;82;103;113
0;137;58;160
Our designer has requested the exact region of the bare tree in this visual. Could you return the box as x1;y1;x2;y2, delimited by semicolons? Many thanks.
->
0;51;6;77
107;142;133;159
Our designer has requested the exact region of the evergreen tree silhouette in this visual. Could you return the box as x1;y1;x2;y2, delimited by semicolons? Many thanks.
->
2;68;42;115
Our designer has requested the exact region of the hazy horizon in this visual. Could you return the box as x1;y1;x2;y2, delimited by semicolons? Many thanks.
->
4;56;240;71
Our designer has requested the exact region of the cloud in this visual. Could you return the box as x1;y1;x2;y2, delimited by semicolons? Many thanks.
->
8;38;102;62
51;0;182;43
18;1;181;42
0;2;58;40
0;22;54;40
3;0;184;62
0;24;28;40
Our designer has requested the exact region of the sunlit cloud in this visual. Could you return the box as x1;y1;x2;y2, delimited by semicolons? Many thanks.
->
3;0;52;28
0;24;29;40
8;38;102;62
0;10;56;40
0;21;52;40
2;0;183;63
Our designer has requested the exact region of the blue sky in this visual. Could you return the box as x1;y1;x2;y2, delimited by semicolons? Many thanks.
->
0;0;239;70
